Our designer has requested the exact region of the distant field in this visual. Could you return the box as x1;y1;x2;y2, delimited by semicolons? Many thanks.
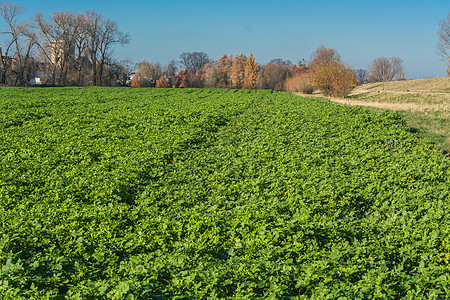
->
0;88;449;298
329;78;450;150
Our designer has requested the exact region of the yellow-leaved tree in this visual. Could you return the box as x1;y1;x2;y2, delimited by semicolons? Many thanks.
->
216;54;233;88
231;54;246;88
243;54;259;89
309;45;357;98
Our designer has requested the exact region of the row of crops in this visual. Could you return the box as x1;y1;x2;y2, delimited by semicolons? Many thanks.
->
0;87;449;299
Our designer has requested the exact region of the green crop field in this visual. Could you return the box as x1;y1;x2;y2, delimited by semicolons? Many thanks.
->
331;78;450;150
0;87;449;299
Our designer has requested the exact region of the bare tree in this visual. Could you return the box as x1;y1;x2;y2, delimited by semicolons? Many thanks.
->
437;12;450;76
368;57;390;83
1;4;129;86
84;10;101;85
96;16;129;85
118;58;135;84
84;11;129;86
134;61;162;87
0;2;36;85
163;59;177;78
201;61;217;88
163;59;177;86
105;58;132;86
179;52;210;75
355;69;367;85
73;13;89;85
17;26;36;85
0;2;22;84
269;58;293;66
259;62;290;90
34;12;66;85
34;11;96;86
367;57;404;84
51;12;83;85
389;57;405;81
308;45;341;68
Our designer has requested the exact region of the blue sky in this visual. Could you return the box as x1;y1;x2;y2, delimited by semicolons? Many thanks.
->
6;0;450;79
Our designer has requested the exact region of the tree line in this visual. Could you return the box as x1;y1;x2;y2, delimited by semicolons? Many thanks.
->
129;10;450;95
0;2;130;86
437;12;450;76
131;46;406;98
4;1;435;95
131;53;262;90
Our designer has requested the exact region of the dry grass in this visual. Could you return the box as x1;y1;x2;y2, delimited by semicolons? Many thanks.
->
331;99;449;115
286;73;313;94
349;78;450;106
295;78;450;150
352;77;450;94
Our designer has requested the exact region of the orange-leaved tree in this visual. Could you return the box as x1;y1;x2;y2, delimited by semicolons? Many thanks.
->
130;74;140;87
243;54;259;89
231;54;246;88
216;54;232;88
155;76;171;88
174;70;191;88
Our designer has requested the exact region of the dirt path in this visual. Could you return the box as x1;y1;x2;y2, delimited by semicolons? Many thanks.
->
329;99;447;112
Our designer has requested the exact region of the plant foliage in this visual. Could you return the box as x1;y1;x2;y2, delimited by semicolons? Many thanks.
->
0;88;449;299
310;60;357;98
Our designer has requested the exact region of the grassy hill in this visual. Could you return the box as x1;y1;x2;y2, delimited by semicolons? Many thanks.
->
328;78;450;151
353;77;450;94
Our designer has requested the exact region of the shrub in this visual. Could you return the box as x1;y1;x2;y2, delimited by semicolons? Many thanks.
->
286;73;314;94
310;61;357;98
300;83;314;94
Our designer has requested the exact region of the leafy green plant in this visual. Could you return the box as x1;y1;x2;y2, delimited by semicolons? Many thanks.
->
0;87;449;298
